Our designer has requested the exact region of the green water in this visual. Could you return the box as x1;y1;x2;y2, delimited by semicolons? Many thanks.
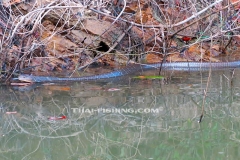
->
1;69;240;160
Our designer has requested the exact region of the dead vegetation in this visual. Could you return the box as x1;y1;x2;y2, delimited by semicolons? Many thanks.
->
0;0;239;81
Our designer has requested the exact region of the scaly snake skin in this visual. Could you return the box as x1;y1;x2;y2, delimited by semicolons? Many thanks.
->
18;61;240;82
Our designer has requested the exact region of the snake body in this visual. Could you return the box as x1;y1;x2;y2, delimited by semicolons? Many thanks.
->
18;61;240;83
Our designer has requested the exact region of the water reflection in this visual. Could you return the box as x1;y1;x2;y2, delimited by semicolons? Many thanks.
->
1;69;240;159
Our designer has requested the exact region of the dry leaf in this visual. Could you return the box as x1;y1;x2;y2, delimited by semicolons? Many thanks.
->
146;53;162;63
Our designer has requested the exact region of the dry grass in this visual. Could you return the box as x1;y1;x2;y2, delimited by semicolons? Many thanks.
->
0;0;239;81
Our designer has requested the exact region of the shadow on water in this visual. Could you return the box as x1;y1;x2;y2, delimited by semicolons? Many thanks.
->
1;69;240;159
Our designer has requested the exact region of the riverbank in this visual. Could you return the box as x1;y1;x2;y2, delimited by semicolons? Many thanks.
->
0;0;239;81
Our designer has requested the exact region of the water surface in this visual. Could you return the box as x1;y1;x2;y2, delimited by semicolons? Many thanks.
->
1;69;240;160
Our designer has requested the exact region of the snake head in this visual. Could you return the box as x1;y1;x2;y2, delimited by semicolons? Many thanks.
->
18;74;34;83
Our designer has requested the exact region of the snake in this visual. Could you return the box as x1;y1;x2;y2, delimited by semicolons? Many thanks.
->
17;61;240;83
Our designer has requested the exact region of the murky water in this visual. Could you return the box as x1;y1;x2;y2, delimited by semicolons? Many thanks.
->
1;69;240;160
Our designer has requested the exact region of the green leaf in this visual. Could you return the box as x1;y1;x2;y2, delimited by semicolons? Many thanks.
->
133;75;164;79
199;36;209;40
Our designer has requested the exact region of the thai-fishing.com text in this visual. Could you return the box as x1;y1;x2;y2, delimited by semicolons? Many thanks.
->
71;108;160;114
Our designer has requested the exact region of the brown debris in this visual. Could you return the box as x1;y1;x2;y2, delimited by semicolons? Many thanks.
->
0;0;239;79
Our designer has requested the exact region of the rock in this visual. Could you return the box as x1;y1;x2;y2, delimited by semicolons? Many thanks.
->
84;19;112;36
